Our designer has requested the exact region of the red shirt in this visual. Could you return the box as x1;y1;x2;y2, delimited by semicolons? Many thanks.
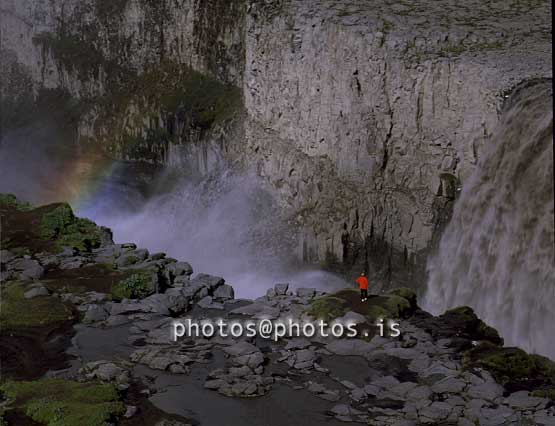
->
356;276;368;290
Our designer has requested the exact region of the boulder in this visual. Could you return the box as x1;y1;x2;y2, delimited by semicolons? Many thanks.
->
134;249;149;261
116;253;140;268
167;261;193;277
197;296;224;310
213;284;235;301
223;341;259;357
296;287;316;298
0;249;16;264
83;304;110;323
274;283;289;295
24;284;49;299
143;293;189;316
59;257;86;270
10;258;44;280
193;274;224;291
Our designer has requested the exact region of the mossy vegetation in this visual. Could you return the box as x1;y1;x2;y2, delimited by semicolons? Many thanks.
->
306;287;417;322
463;342;555;390
32;32;113;82
0;197;104;254
368;294;412;320
0;282;74;332
0;379;125;426
111;272;154;301
110;59;241;127
0;194;32;211
306;296;348;321
441;306;503;344
95;59;242;161
40;203;102;252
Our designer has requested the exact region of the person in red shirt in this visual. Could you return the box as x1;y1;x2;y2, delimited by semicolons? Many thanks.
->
356;272;369;301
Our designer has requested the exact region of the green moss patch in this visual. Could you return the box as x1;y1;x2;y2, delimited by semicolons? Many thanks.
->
32;32;116;82
0;282;74;333
0;379;125;426
1;199;105;254
367;294;413;320
40;203;102;252
305;296;348;322
0;194;32;211
111;271;155;301
463;342;555;391
91;59;242;161
305;287;417;322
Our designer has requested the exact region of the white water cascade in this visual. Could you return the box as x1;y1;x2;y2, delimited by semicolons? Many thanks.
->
77;167;348;299
424;80;554;359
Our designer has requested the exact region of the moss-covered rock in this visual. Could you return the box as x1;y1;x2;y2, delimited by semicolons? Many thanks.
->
306;287;417;323
0;193;32;211
416;306;503;346
40;203;102;252
388;287;418;309
367;294;412;321
463;342;555;392
0;282;74;333
0;379;126;426
111;271;156;301
305;296;348;322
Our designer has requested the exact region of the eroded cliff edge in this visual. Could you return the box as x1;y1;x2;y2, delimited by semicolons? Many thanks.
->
1;0;552;286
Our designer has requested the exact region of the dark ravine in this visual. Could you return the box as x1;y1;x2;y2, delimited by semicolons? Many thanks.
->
1;197;554;425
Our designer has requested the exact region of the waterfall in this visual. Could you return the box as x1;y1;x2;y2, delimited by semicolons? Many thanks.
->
424;80;554;358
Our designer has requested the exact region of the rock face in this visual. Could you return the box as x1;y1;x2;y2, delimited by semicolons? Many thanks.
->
242;0;552;281
1;0;552;281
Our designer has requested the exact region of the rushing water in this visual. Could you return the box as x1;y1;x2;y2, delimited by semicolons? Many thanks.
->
424;80;554;358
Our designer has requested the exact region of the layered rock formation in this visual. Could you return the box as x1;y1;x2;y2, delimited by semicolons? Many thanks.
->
1;0;552;283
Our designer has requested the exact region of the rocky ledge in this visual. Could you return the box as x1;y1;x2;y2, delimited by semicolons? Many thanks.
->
1;194;554;426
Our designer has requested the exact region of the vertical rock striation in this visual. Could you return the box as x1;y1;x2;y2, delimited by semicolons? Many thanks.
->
242;0;552;283
1;0;552;284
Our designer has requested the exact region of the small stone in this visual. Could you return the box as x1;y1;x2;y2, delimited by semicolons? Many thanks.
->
83;304;109;323
467;381;504;401
24;285;49;299
274;283;289;295
223;342;259;357
204;379;226;390
124;406;138;418
431;376;466;394
213;284;235;301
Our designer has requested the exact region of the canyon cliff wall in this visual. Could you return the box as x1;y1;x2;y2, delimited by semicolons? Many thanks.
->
1;0;552;285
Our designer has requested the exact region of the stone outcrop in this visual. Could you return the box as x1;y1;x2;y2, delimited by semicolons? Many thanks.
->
1;0;552;282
